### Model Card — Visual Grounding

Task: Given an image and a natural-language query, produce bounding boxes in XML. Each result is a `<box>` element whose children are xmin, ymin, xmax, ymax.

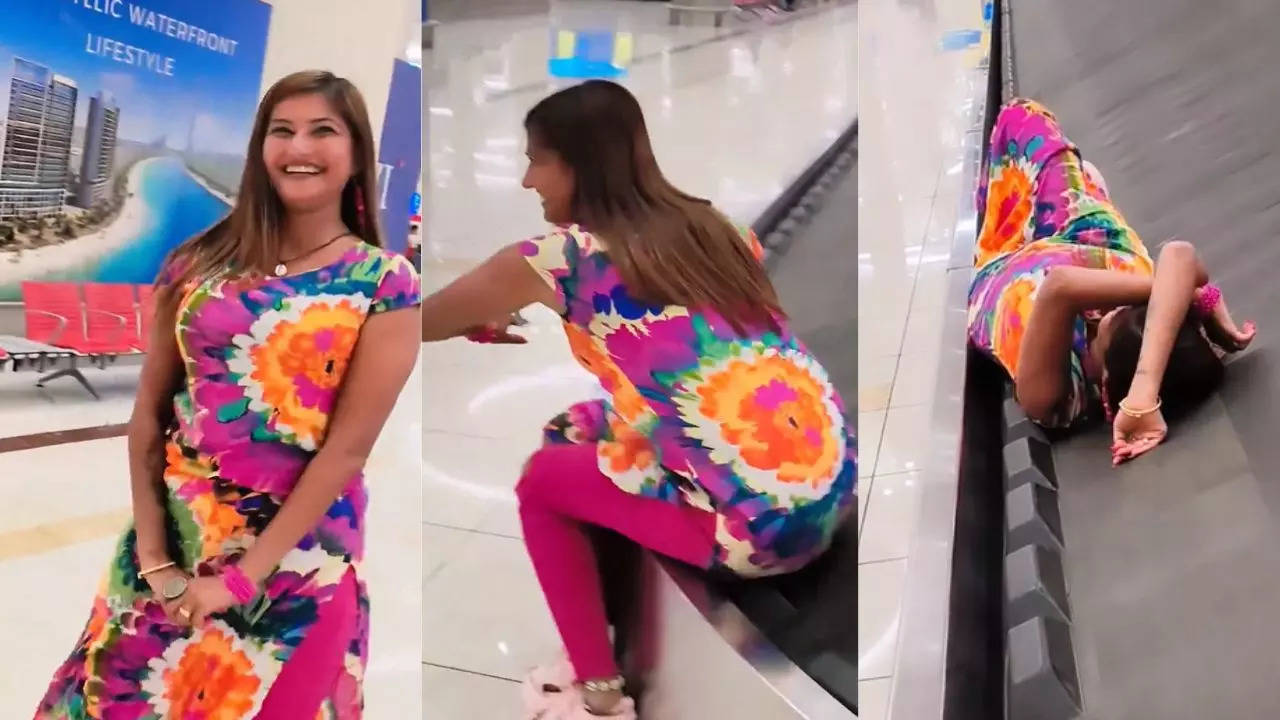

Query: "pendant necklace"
<box><xmin>274</xmin><ymin>232</ymin><xmax>351</xmax><ymax>277</ymax></box>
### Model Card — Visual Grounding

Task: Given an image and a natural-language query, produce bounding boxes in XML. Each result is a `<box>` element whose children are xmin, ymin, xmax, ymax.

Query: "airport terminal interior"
<box><xmin>8</xmin><ymin>0</ymin><xmax>1267</xmax><ymax>718</ymax></box>
<box><xmin>421</xmin><ymin>1</ymin><xmax>863</xmax><ymax>716</ymax></box>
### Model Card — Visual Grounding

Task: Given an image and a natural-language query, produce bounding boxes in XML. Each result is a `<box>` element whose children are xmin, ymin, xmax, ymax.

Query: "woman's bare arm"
<box><xmin>1014</xmin><ymin>266</ymin><xmax>1154</xmax><ymax>420</ymax></box>
<box><xmin>1123</xmin><ymin>240</ymin><xmax>1202</xmax><ymax>407</ymax></box>
<box><xmin>421</xmin><ymin>244</ymin><xmax>561</xmax><ymax>341</ymax></box>
<box><xmin>237</xmin><ymin>306</ymin><xmax>420</xmax><ymax>584</ymax></box>
<box><xmin>126</xmin><ymin>303</ymin><xmax>185</xmax><ymax>569</ymax></box>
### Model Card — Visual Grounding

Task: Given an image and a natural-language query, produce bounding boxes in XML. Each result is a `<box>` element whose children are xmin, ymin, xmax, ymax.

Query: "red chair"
<box><xmin>137</xmin><ymin>284</ymin><xmax>156</xmax><ymax>352</ymax></box>
<box><xmin>20</xmin><ymin>282</ymin><xmax>101</xmax><ymax>398</ymax></box>
<box><xmin>22</xmin><ymin>282</ymin><xmax>89</xmax><ymax>350</ymax></box>
<box><xmin>84</xmin><ymin>283</ymin><xmax>142</xmax><ymax>353</ymax></box>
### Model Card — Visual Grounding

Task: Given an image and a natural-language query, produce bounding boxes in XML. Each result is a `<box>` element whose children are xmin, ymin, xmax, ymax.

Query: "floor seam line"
<box><xmin>423</xmin><ymin>521</ymin><xmax>521</xmax><ymax>541</ymax></box>
<box><xmin>422</xmin><ymin>661</ymin><xmax>521</xmax><ymax>684</ymax></box>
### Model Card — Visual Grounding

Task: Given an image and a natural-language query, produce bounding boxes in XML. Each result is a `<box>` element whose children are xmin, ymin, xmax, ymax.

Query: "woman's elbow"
<box><xmin>125</xmin><ymin>415</ymin><xmax>161</xmax><ymax>445</ymax></box>
<box><xmin>1158</xmin><ymin>240</ymin><xmax>1196</xmax><ymax>264</ymax></box>
<box><xmin>1014</xmin><ymin>384</ymin><xmax>1059</xmax><ymax>423</ymax></box>
<box><xmin>320</xmin><ymin>447</ymin><xmax>371</xmax><ymax>483</ymax></box>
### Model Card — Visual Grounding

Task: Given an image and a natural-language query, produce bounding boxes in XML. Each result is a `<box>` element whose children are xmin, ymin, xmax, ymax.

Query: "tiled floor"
<box><xmin>0</xmin><ymin>361</ymin><xmax>140</xmax><ymax>438</ymax></box>
<box><xmin>421</xmin><ymin>1</ymin><xmax>857</xmax><ymax>716</ymax></box>
<box><xmin>855</xmin><ymin>0</ymin><xmax>987</xmax><ymax>716</ymax></box>
<box><xmin>0</xmin><ymin>356</ymin><xmax>425</xmax><ymax>718</ymax></box>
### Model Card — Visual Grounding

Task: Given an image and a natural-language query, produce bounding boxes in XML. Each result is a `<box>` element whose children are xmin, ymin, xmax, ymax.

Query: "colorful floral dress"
<box><xmin>35</xmin><ymin>242</ymin><xmax>420</xmax><ymax>719</ymax></box>
<box><xmin>523</xmin><ymin>224</ymin><xmax>856</xmax><ymax>578</ymax></box>
<box><xmin>967</xmin><ymin>98</ymin><xmax>1154</xmax><ymax>427</ymax></box>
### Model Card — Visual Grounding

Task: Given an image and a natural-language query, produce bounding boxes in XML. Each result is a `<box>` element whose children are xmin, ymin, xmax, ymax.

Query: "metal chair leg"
<box><xmin>36</xmin><ymin>366</ymin><xmax>101</xmax><ymax>400</ymax></box>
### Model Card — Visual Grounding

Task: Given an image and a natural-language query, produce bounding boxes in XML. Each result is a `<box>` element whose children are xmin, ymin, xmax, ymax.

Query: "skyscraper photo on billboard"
<box><xmin>0</xmin><ymin>0</ymin><xmax>271</xmax><ymax>299</ymax></box>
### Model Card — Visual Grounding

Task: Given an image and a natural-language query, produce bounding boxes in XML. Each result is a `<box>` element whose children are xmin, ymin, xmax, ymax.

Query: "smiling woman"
<box><xmin>31</xmin><ymin>71</ymin><xmax>422</xmax><ymax>720</ymax></box>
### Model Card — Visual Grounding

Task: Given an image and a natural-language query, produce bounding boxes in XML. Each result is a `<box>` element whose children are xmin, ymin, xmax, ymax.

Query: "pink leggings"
<box><xmin>257</xmin><ymin>568</ymin><xmax>358</xmax><ymax>718</ymax></box>
<box><xmin>517</xmin><ymin>443</ymin><xmax>718</xmax><ymax>681</ymax></box>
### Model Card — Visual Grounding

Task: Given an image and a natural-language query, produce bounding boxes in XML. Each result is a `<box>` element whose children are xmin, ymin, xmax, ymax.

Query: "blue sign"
<box><xmin>376</xmin><ymin>59</ymin><xmax>422</xmax><ymax>255</ymax></box>
<box><xmin>939</xmin><ymin>29</ymin><xmax>982</xmax><ymax>52</ymax></box>
<box><xmin>409</xmin><ymin>191</ymin><xmax>421</xmax><ymax>215</ymax></box>
<box><xmin>548</xmin><ymin>29</ymin><xmax>633</xmax><ymax>80</ymax></box>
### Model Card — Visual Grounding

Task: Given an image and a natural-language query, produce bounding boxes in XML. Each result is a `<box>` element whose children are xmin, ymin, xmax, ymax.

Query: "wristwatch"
<box><xmin>161</xmin><ymin>575</ymin><xmax>189</xmax><ymax>601</ymax></box>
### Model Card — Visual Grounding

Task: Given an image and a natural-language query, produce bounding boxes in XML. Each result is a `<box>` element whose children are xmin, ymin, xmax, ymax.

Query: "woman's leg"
<box><xmin>517</xmin><ymin>443</ymin><xmax>717</xmax><ymax>683</ymax></box>
<box><xmin>257</xmin><ymin>568</ymin><xmax>359</xmax><ymax>719</ymax></box>
<box><xmin>975</xmin><ymin>98</ymin><xmax>1076</xmax><ymax>268</ymax></box>
<box><xmin>1041</xmin><ymin>149</ymin><xmax>1149</xmax><ymax>261</ymax></box>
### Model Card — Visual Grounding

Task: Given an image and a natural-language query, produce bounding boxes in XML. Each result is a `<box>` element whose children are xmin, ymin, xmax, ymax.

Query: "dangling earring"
<box><xmin>1100</xmin><ymin>376</ymin><xmax>1114</xmax><ymax>424</ymax></box>
<box><xmin>355</xmin><ymin>185</ymin><xmax>366</xmax><ymax>233</ymax></box>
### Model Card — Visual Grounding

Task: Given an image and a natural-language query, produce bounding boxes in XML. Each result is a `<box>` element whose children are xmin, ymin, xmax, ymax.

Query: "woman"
<box><xmin>35</xmin><ymin>71</ymin><xmax>421</xmax><ymax>718</ymax></box>
<box><xmin>422</xmin><ymin>80</ymin><xmax>855</xmax><ymax>718</ymax></box>
<box><xmin>968</xmin><ymin>98</ymin><xmax>1255</xmax><ymax>465</ymax></box>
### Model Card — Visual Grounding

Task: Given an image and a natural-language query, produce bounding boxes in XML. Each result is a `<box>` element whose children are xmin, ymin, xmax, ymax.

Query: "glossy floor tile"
<box><xmin>0</xmin><ymin>357</ymin><xmax>425</xmax><ymax>718</ymax></box>
<box><xmin>0</xmin><ymin>362</ymin><xmax>139</xmax><ymax>439</ymax></box>
<box><xmin>858</xmin><ymin>409</ymin><xmax>884</xmax><ymax>481</ymax></box>
<box><xmin>858</xmin><ymin>676</ymin><xmax>892</xmax><ymax>720</ymax></box>
<box><xmin>858</xmin><ymin>470</ymin><xmax>922</xmax><ymax>564</ymax></box>
<box><xmin>423</xmin><ymin>664</ymin><xmax>523</xmax><ymax>719</ymax></box>
<box><xmin>421</xmin><ymin>529</ymin><xmax>561</xmax><ymax>680</ymax></box>
<box><xmin>425</xmin><ymin>0</ymin><xmax>857</xmax><ymax>265</ymax></box>
<box><xmin>855</xmin><ymin>0</ymin><xmax>990</xmax><ymax>706</ymax></box>
<box><xmin>857</xmin><ymin>557</ymin><xmax>907</xmax><ymax>681</ymax></box>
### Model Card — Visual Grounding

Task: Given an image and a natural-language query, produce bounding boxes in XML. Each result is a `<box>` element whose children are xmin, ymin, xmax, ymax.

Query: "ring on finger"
<box><xmin>178</xmin><ymin>606</ymin><xmax>192</xmax><ymax>621</ymax></box>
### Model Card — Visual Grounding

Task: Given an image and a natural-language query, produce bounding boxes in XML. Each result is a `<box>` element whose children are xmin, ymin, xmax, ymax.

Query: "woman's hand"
<box><xmin>1111</xmin><ymin>406</ymin><xmax>1168</xmax><ymax>465</ymax></box>
<box><xmin>1202</xmin><ymin>291</ymin><xmax>1257</xmax><ymax>352</ymax></box>
<box><xmin>142</xmin><ymin>566</ymin><xmax>194</xmax><ymax>625</ymax></box>
<box><xmin>177</xmin><ymin>576</ymin><xmax>237</xmax><ymax>627</ymax></box>
<box><xmin>464</xmin><ymin>319</ymin><xmax>527</xmax><ymax>344</ymax></box>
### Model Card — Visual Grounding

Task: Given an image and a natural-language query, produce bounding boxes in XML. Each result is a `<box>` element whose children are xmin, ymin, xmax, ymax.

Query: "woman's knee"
<box><xmin>515</xmin><ymin>447</ymin><xmax>556</xmax><ymax>505</ymax></box>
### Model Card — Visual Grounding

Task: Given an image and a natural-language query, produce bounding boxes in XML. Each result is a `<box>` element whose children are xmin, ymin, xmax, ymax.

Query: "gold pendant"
<box><xmin>273</xmin><ymin>263</ymin><xmax>288</xmax><ymax>277</ymax></box>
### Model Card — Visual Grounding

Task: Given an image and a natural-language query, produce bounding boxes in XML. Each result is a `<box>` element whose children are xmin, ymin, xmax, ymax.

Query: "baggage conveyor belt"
<box><xmin>608</xmin><ymin>128</ymin><xmax>858</xmax><ymax>719</ymax></box>
<box><xmin>1001</xmin><ymin>1</ymin><xmax>1280</xmax><ymax>718</ymax></box>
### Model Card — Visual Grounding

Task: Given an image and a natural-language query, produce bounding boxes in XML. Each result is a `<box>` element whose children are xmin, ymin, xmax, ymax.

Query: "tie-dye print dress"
<box><xmin>967</xmin><ymin>98</ymin><xmax>1154</xmax><ymax>428</ymax></box>
<box><xmin>523</xmin><ymin>224</ymin><xmax>856</xmax><ymax>578</ymax></box>
<box><xmin>35</xmin><ymin>242</ymin><xmax>420</xmax><ymax>719</ymax></box>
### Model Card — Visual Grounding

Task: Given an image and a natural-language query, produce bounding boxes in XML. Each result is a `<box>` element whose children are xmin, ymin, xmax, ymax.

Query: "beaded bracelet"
<box><xmin>1192</xmin><ymin>283</ymin><xmax>1222</xmax><ymax>317</ymax></box>
<box><xmin>221</xmin><ymin>564</ymin><xmax>258</xmax><ymax>605</ymax></box>
<box><xmin>465</xmin><ymin>327</ymin><xmax>499</xmax><ymax>343</ymax></box>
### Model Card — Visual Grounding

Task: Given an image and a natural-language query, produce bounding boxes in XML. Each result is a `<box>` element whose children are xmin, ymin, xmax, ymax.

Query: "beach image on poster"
<box><xmin>0</xmin><ymin>0</ymin><xmax>271</xmax><ymax>300</ymax></box>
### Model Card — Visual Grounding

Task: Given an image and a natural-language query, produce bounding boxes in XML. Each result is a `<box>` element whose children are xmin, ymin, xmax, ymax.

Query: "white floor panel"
<box><xmin>426</xmin><ymin>2</ymin><xmax>857</xmax><ymax>265</ymax></box>
<box><xmin>856</xmin><ymin>0</ymin><xmax>987</xmax><ymax>708</ymax></box>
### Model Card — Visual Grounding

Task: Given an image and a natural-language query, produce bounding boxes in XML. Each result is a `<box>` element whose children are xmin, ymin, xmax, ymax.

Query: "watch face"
<box><xmin>162</xmin><ymin>576</ymin><xmax>188</xmax><ymax>601</ymax></box>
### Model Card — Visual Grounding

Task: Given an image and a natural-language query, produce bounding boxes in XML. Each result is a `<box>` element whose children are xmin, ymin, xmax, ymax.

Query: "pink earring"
<box><xmin>355</xmin><ymin>187</ymin><xmax>366</xmax><ymax>231</ymax></box>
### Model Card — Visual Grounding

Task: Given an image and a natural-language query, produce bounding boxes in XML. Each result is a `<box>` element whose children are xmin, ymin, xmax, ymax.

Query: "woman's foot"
<box><xmin>522</xmin><ymin>655</ymin><xmax>577</xmax><ymax>719</ymax></box>
<box><xmin>581</xmin><ymin>686</ymin><xmax>627</xmax><ymax>716</ymax></box>
<box><xmin>540</xmin><ymin>685</ymin><xmax>637</xmax><ymax>719</ymax></box>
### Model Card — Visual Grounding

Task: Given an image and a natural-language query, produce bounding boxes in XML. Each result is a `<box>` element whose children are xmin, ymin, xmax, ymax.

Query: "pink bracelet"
<box><xmin>221</xmin><ymin>564</ymin><xmax>258</xmax><ymax>605</ymax></box>
<box><xmin>1193</xmin><ymin>283</ymin><xmax>1222</xmax><ymax>317</ymax></box>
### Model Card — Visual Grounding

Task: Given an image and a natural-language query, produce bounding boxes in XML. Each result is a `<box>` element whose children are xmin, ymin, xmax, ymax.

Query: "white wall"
<box><xmin>259</xmin><ymin>0</ymin><xmax>420</xmax><ymax>139</ymax></box>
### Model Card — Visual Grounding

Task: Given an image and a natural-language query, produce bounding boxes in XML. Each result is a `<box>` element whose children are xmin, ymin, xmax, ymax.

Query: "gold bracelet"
<box><xmin>581</xmin><ymin>676</ymin><xmax>625</xmax><ymax>693</ymax></box>
<box><xmin>1118</xmin><ymin>397</ymin><xmax>1162</xmax><ymax>418</ymax></box>
<box><xmin>138</xmin><ymin>561</ymin><xmax>176</xmax><ymax>578</ymax></box>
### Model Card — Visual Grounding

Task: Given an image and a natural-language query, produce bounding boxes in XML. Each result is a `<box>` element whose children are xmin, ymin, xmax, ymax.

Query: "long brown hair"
<box><xmin>156</xmin><ymin>71</ymin><xmax>381</xmax><ymax>317</ymax></box>
<box><xmin>1102</xmin><ymin>305</ymin><xmax>1223</xmax><ymax>420</ymax></box>
<box><xmin>525</xmin><ymin>80</ymin><xmax>783</xmax><ymax>332</ymax></box>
